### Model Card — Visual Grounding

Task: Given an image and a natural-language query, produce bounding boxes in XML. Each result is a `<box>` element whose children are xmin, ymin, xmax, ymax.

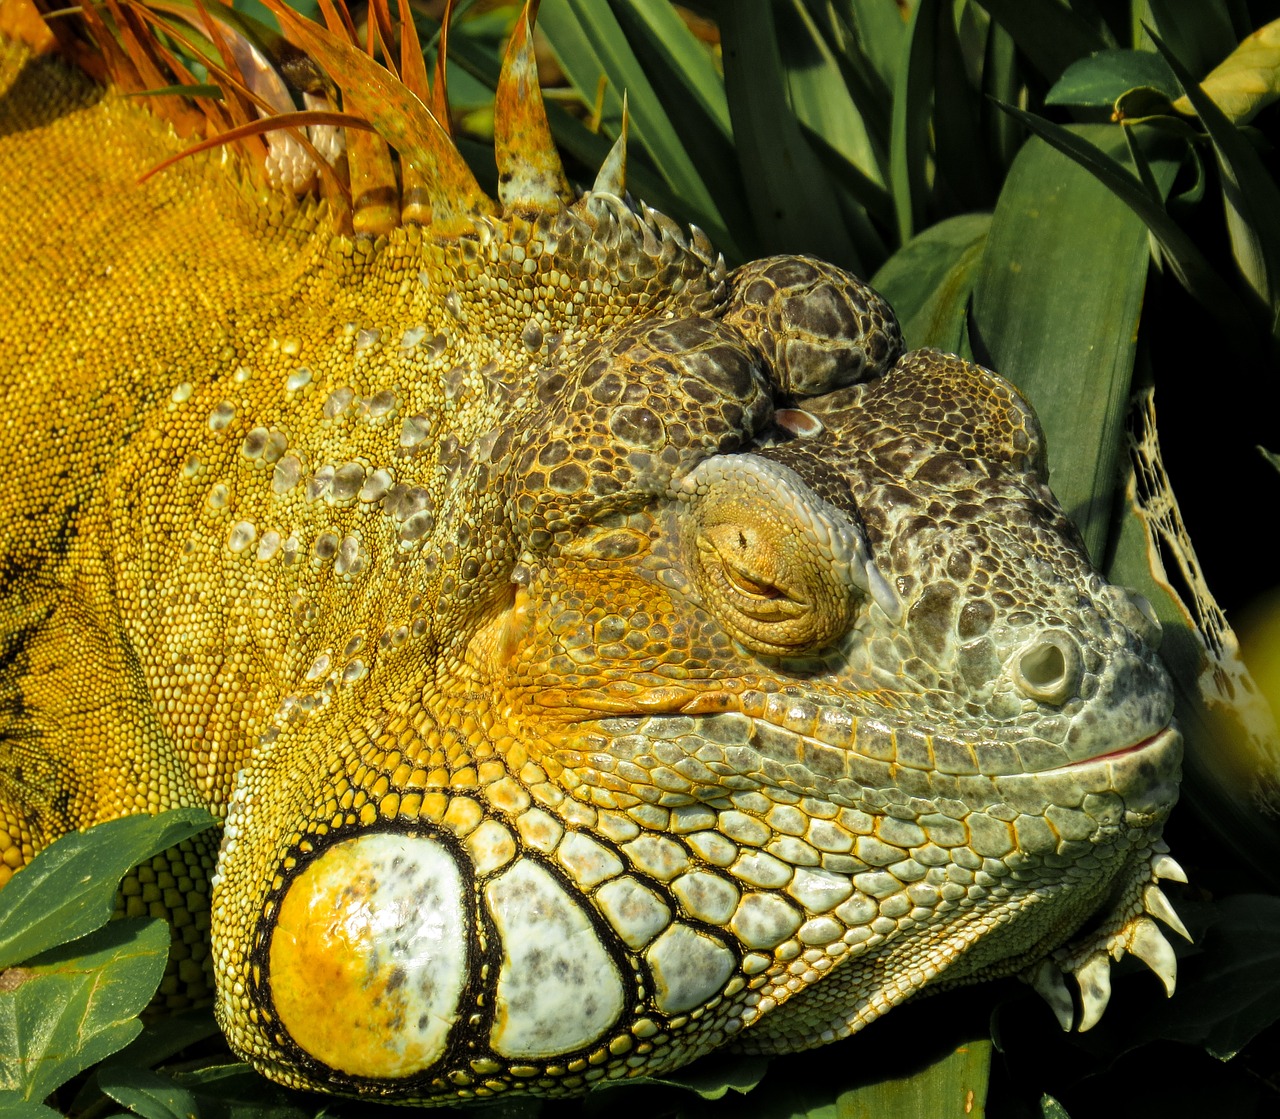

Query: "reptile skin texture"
<box><xmin>0</xmin><ymin>1</ymin><xmax>1188</xmax><ymax>1104</ymax></box>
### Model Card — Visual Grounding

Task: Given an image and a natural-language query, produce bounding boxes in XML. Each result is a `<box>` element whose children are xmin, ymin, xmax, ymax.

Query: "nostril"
<box><xmin>1014</xmin><ymin>633</ymin><xmax>1082</xmax><ymax>706</ymax></box>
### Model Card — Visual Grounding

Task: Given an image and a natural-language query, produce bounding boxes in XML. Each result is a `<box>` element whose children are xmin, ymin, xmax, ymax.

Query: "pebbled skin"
<box><xmin>0</xmin><ymin>7</ymin><xmax>1184</xmax><ymax>1105</ymax></box>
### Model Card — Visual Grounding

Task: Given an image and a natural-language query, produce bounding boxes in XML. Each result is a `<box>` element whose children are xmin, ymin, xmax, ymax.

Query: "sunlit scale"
<box><xmin>484</xmin><ymin>859</ymin><xmax>626</xmax><ymax>1058</ymax></box>
<box><xmin>267</xmin><ymin>834</ymin><xmax>468</xmax><ymax>1078</ymax></box>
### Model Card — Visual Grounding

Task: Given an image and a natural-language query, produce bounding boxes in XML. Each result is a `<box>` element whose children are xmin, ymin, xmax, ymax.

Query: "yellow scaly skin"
<box><xmin>0</xmin><ymin>2</ymin><xmax>1188</xmax><ymax>1104</ymax></box>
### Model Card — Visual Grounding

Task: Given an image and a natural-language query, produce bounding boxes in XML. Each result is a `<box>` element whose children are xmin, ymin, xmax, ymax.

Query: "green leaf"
<box><xmin>0</xmin><ymin>1091</ymin><xmax>64</xmax><ymax>1119</ymax></box>
<box><xmin>993</xmin><ymin>104</ymin><xmax>1250</xmax><ymax>337</ymax></box>
<box><xmin>0</xmin><ymin>919</ymin><xmax>170</xmax><ymax>1101</ymax></box>
<box><xmin>971</xmin><ymin>125</ymin><xmax>1174</xmax><ymax>560</ymax></box>
<box><xmin>829</xmin><ymin>0</ymin><xmax>908</xmax><ymax>93</ymax></box>
<box><xmin>624</xmin><ymin>1050</ymin><xmax>768</xmax><ymax>1100</ymax></box>
<box><xmin>782</xmin><ymin>0</ymin><xmax>893</xmax><ymax>253</ymax></box>
<box><xmin>1156</xmin><ymin>894</ymin><xmax>1280</xmax><ymax>1060</ymax></box>
<box><xmin>932</xmin><ymin>0</ymin><xmax>995</xmax><ymax>212</ymax></box>
<box><xmin>833</xmin><ymin>1039</ymin><xmax>990</xmax><ymax>1117</ymax></box>
<box><xmin>871</xmin><ymin>212</ymin><xmax>991</xmax><ymax>353</ymax></box>
<box><xmin>980</xmin><ymin>14</ymin><xmax>1021</xmax><ymax>173</ymax></box>
<box><xmin>168</xmin><ymin>1065</ymin><xmax>312</xmax><ymax>1119</ymax></box>
<box><xmin>99</xmin><ymin>1067</ymin><xmax>201</xmax><ymax>1119</ymax></box>
<box><xmin>973</xmin><ymin>0</ymin><xmax>1109</xmax><ymax>82</ymax></box>
<box><xmin>537</xmin><ymin>0</ymin><xmax>737</xmax><ymax>253</ymax></box>
<box><xmin>793</xmin><ymin>0</ymin><xmax>895</xmax><ymax>173</ymax></box>
<box><xmin>1169</xmin><ymin>18</ymin><xmax>1280</xmax><ymax>125</ymax></box>
<box><xmin>1112</xmin><ymin>85</ymin><xmax>1183</xmax><ymax>123</ymax></box>
<box><xmin>1041</xmin><ymin>1094</ymin><xmax>1072</xmax><ymax>1119</ymax></box>
<box><xmin>714</xmin><ymin>0</ymin><xmax>863</xmax><ymax>270</ymax></box>
<box><xmin>1261</xmin><ymin>445</ymin><xmax>1280</xmax><ymax>473</ymax></box>
<box><xmin>0</xmin><ymin>808</ymin><xmax>214</xmax><ymax>969</ymax></box>
<box><xmin>605</xmin><ymin>0</ymin><xmax>751</xmax><ymax>237</ymax></box>
<box><xmin>888</xmin><ymin>0</ymin><xmax>937</xmax><ymax>245</ymax></box>
<box><xmin>1144</xmin><ymin>0</ymin><xmax>1243</xmax><ymax>80</ymax></box>
<box><xmin>1047</xmin><ymin>49</ymin><xmax>1180</xmax><ymax>106</ymax></box>
<box><xmin>126</xmin><ymin>84</ymin><xmax>225</xmax><ymax>101</ymax></box>
<box><xmin>102</xmin><ymin>1007</ymin><xmax>222</xmax><ymax>1073</ymax></box>
<box><xmin>608</xmin><ymin>0</ymin><xmax>731</xmax><ymax>134</ymax></box>
<box><xmin>1152</xmin><ymin>29</ymin><xmax>1280</xmax><ymax>326</ymax></box>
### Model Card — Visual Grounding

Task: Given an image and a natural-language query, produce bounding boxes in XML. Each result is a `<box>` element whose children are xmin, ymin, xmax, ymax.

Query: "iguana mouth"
<box><xmin>1056</xmin><ymin>724</ymin><xmax>1178</xmax><ymax>769</ymax></box>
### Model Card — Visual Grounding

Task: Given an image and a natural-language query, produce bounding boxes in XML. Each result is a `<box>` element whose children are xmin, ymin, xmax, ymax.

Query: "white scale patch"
<box><xmin>594</xmin><ymin>875</ymin><xmax>671</xmax><ymax>950</ymax></box>
<box><xmin>645</xmin><ymin>923</ymin><xmax>736</xmax><ymax>1014</ymax></box>
<box><xmin>485</xmin><ymin>859</ymin><xmax>625</xmax><ymax>1058</ymax></box>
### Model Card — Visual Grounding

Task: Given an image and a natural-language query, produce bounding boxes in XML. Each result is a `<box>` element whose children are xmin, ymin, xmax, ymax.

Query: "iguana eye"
<box><xmin>721</xmin><ymin>559</ymin><xmax>784</xmax><ymax>601</ymax></box>
<box><xmin>682</xmin><ymin>454</ymin><xmax>899</xmax><ymax>654</ymax></box>
<box><xmin>697</xmin><ymin>526</ymin><xmax>804</xmax><ymax>624</ymax></box>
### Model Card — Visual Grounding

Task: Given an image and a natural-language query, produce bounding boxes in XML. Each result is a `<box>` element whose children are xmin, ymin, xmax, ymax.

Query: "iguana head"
<box><xmin>130</xmin><ymin>1</ymin><xmax>1188</xmax><ymax>1103</ymax></box>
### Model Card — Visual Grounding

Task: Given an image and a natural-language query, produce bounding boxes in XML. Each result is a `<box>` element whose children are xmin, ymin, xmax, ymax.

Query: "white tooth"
<box><xmin>1143</xmin><ymin>883</ymin><xmax>1192</xmax><ymax>942</ymax></box>
<box><xmin>1152</xmin><ymin>853</ymin><xmax>1188</xmax><ymax>883</ymax></box>
<box><xmin>1128</xmin><ymin>917</ymin><xmax>1178</xmax><ymax>996</ymax></box>
<box><xmin>1028</xmin><ymin>960</ymin><xmax>1075</xmax><ymax>1031</ymax></box>
<box><xmin>1075</xmin><ymin>955</ymin><xmax>1112</xmax><ymax>1032</ymax></box>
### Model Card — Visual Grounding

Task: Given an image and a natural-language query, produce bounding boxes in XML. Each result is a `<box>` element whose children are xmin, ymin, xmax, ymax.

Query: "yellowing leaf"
<box><xmin>1173</xmin><ymin>18</ymin><xmax>1280</xmax><ymax>124</ymax></box>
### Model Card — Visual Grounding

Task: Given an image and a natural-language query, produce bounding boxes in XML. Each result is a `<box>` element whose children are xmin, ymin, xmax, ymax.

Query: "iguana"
<box><xmin>0</xmin><ymin>0</ymin><xmax>1188</xmax><ymax>1104</ymax></box>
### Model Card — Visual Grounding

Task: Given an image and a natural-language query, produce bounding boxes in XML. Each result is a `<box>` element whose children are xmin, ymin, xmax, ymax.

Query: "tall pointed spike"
<box><xmin>1074</xmin><ymin>954</ymin><xmax>1112</xmax><ymax>1032</ymax></box>
<box><xmin>347</xmin><ymin>0</ymin><xmax>403</xmax><ymax>232</ymax></box>
<box><xmin>80</xmin><ymin>0</ymin><xmax>145</xmax><ymax>91</ymax></box>
<box><xmin>108</xmin><ymin>1</ymin><xmax>166</xmax><ymax>87</ymax></box>
<box><xmin>396</xmin><ymin>0</ymin><xmax>431</xmax><ymax>102</ymax></box>
<box><xmin>494</xmin><ymin>0</ymin><xmax>574</xmax><ymax>213</ymax></box>
<box><xmin>265</xmin><ymin>0</ymin><xmax>496</xmax><ymax>231</ymax></box>
<box><xmin>368</xmin><ymin>0</ymin><xmax>398</xmax><ymax>74</ymax></box>
<box><xmin>316</xmin><ymin>0</ymin><xmax>359</xmax><ymax>44</ymax></box>
<box><xmin>349</xmin><ymin>129</ymin><xmax>401</xmax><ymax>234</ymax></box>
<box><xmin>591</xmin><ymin>92</ymin><xmax>628</xmax><ymax>197</ymax></box>
<box><xmin>427</xmin><ymin>0</ymin><xmax>455</xmax><ymax>136</ymax></box>
<box><xmin>111</xmin><ymin>1</ymin><xmax>206</xmax><ymax>133</ymax></box>
<box><xmin>397</xmin><ymin>0</ymin><xmax>435</xmax><ymax>223</ymax></box>
<box><xmin>1128</xmin><ymin>917</ymin><xmax>1178</xmax><ymax>997</ymax></box>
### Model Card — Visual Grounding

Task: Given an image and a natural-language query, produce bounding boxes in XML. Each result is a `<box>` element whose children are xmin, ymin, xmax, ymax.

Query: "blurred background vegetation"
<box><xmin>4</xmin><ymin>1</ymin><xmax>1280</xmax><ymax>1116</ymax></box>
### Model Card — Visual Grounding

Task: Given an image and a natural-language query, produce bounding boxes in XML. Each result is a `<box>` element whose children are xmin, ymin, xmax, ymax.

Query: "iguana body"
<box><xmin>0</xmin><ymin>1</ymin><xmax>1186</xmax><ymax>1104</ymax></box>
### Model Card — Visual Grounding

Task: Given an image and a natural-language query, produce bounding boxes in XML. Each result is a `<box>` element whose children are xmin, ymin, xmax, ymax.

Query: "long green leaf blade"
<box><xmin>974</xmin><ymin>0</ymin><xmax>1109</xmax><ymax>82</ymax></box>
<box><xmin>1152</xmin><ymin>29</ymin><xmax>1280</xmax><ymax>327</ymax></box>
<box><xmin>872</xmin><ymin>212</ymin><xmax>991</xmax><ymax>353</ymax></box>
<box><xmin>971</xmin><ymin>125</ymin><xmax>1169</xmax><ymax>559</ymax></box>
<box><xmin>716</xmin><ymin>0</ymin><xmax>862</xmax><ymax>270</ymax></box>
<box><xmin>994</xmin><ymin>104</ymin><xmax>1251</xmax><ymax>336</ymax></box>
<box><xmin>539</xmin><ymin>0</ymin><xmax>733</xmax><ymax>250</ymax></box>
<box><xmin>889</xmin><ymin>0</ymin><xmax>937</xmax><ymax>245</ymax></box>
